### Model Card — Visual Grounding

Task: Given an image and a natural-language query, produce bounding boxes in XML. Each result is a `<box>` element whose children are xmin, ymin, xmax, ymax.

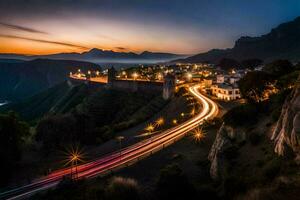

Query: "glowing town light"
<box><xmin>190</xmin><ymin>108</ymin><xmax>196</xmax><ymax>116</ymax></box>
<box><xmin>181</xmin><ymin>113</ymin><xmax>185</xmax><ymax>117</ymax></box>
<box><xmin>132</xmin><ymin>72</ymin><xmax>138</xmax><ymax>80</ymax></box>
<box><xmin>172</xmin><ymin>119</ymin><xmax>177</xmax><ymax>125</ymax></box>
<box><xmin>157</xmin><ymin>73</ymin><xmax>163</xmax><ymax>80</ymax></box>
<box><xmin>88</xmin><ymin>70</ymin><xmax>91</xmax><ymax>75</ymax></box>
<box><xmin>122</xmin><ymin>71</ymin><xmax>126</xmax><ymax>76</ymax></box>
<box><xmin>96</xmin><ymin>71</ymin><xmax>100</xmax><ymax>76</ymax></box>
<box><xmin>78</xmin><ymin>69</ymin><xmax>81</xmax><ymax>73</ymax></box>
<box><xmin>70</xmin><ymin>72</ymin><xmax>73</xmax><ymax>76</ymax></box>
<box><xmin>186</xmin><ymin>73</ymin><xmax>192</xmax><ymax>80</ymax></box>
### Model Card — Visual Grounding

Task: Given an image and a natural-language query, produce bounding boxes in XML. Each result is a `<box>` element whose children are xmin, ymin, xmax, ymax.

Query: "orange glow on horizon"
<box><xmin>0</xmin><ymin>38</ymin><xmax>143</xmax><ymax>55</ymax></box>
<box><xmin>0</xmin><ymin>17</ymin><xmax>213</xmax><ymax>55</ymax></box>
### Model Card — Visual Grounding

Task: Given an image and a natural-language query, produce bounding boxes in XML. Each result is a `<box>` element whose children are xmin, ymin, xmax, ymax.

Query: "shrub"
<box><xmin>156</xmin><ymin>164</ymin><xmax>196</xmax><ymax>200</ymax></box>
<box><xmin>262</xmin><ymin>158</ymin><xmax>282</xmax><ymax>180</ymax></box>
<box><xmin>105</xmin><ymin>177</ymin><xmax>141</xmax><ymax>200</ymax></box>
<box><xmin>223</xmin><ymin>175</ymin><xmax>247</xmax><ymax>198</ymax></box>
<box><xmin>223</xmin><ymin>104</ymin><xmax>258</xmax><ymax>127</ymax></box>
<box><xmin>223</xmin><ymin>145</ymin><xmax>239</xmax><ymax>160</ymax></box>
<box><xmin>249</xmin><ymin>132</ymin><xmax>262</xmax><ymax>146</ymax></box>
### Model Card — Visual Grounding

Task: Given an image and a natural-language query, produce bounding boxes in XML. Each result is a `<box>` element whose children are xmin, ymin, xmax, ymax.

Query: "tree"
<box><xmin>223</xmin><ymin>104</ymin><xmax>258</xmax><ymax>127</ymax></box>
<box><xmin>241</xmin><ymin>59</ymin><xmax>263</xmax><ymax>69</ymax></box>
<box><xmin>218</xmin><ymin>58</ymin><xmax>241</xmax><ymax>70</ymax></box>
<box><xmin>238</xmin><ymin>71</ymin><xmax>275</xmax><ymax>103</ymax></box>
<box><xmin>0</xmin><ymin>112</ymin><xmax>29</xmax><ymax>186</ymax></box>
<box><xmin>156</xmin><ymin>164</ymin><xmax>196</xmax><ymax>200</ymax></box>
<box><xmin>105</xmin><ymin>177</ymin><xmax>141</xmax><ymax>200</ymax></box>
<box><xmin>263</xmin><ymin>59</ymin><xmax>293</xmax><ymax>77</ymax></box>
<box><xmin>36</xmin><ymin>114</ymin><xmax>77</xmax><ymax>153</ymax></box>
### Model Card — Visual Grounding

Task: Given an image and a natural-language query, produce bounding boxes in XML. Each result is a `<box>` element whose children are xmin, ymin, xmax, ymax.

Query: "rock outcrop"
<box><xmin>272</xmin><ymin>76</ymin><xmax>300</xmax><ymax>159</ymax></box>
<box><xmin>175</xmin><ymin>16</ymin><xmax>300</xmax><ymax>64</ymax></box>
<box><xmin>208</xmin><ymin>124</ymin><xmax>229</xmax><ymax>179</ymax></box>
<box><xmin>208</xmin><ymin>123</ymin><xmax>232</xmax><ymax>179</ymax></box>
<box><xmin>208</xmin><ymin>123</ymin><xmax>246</xmax><ymax>179</ymax></box>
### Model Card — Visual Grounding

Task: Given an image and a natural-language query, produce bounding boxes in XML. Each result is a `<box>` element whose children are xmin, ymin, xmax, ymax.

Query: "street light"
<box><xmin>193</xmin><ymin>127</ymin><xmax>206</xmax><ymax>143</ymax></box>
<box><xmin>155</xmin><ymin>117</ymin><xmax>164</xmax><ymax>128</ymax></box>
<box><xmin>145</xmin><ymin>123</ymin><xmax>155</xmax><ymax>139</ymax></box>
<box><xmin>64</xmin><ymin>146</ymin><xmax>84</xmax><ymax>180</ymax></box>
<box><xmin>115</xmin><ymin>136</ymin><xmax>125</xmax><ymax>160</ymax></box>
<box><xmin>172</xmin><ymin>119</ymin><xmax>177</xmax><ymax>125</ymax></box>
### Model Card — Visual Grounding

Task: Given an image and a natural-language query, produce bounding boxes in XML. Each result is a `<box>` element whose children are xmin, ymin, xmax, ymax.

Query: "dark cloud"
<box><xmin>0</xmin><ymin>22</ymin><xmax>48</xmax><ymax>34</ymax></box>
<box><xmin>0</xmin><ymin>34</ymin><xmax>88</xmax><ymax>49</ymax></box>
<box><xmin>115</xmin><ymin>46</ymin><xmax>128</xmax><ymax>51</ymax></box>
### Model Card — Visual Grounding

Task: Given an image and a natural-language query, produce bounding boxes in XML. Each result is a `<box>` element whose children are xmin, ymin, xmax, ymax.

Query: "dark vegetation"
<box><xmin>0</xmin><ymin>81</ymin><xmax>90</xmax><ymax>123</ymax></box>
<box><xmin>36</xmin><ymin>88</ymin><xmax>167</xmax><ymax>153</ymax></box>
<box><xmin>0</xmin><ymin>112</ymin><xmax>29</xmax><ymax>187</ymax></box>
<box><xmin>216</xmin><ymin>58</ymin><xmax>262</xmax><ymax>71</ymax></box>
<box><xmin>156</xmin><ymin>164</ymin><xmax>197</xmax><ymax>200</ymax></box>
<box><xmin>225</xmin><ymin>59</ymin><xmax>298</xmax><ymax>127</ymax></box>
<box><xmin>30</xmin><ymin>176</ymin><xmax>141</xmax><ymax>200</ymax></box>
<box><xmin>218</xmin><ymin>59</ymin><xmax>300</xmax><ymax>199</ymax></box>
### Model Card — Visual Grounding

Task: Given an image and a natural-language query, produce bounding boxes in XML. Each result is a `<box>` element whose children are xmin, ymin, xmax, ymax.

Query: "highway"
<box><xmin>0</xmin><ymin>84</ymin><xmax>218</xmax><ymax>200</ymax></box>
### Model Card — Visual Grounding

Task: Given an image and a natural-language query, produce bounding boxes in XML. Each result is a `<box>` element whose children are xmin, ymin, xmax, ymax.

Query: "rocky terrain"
<box><xmin>175</xmin><ymin>16</ymin><xmax>300</xmax><ymax>63</ymax></box>
<box><xmin>272</xmin><ymin>75</ymin><xmax>300</xmax><ymax>159</ymax></box>
<box><xmin>206</xmin><ymin>74</ymin><xmax>300</xmax><ymax>199</ymax></box>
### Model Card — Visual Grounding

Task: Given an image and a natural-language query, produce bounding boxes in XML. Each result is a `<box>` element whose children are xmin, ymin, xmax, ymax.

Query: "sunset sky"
<box><xmin>0</xmin><ymin>0</ymin><xmax>300</xmax><ymax>55</ymax></box>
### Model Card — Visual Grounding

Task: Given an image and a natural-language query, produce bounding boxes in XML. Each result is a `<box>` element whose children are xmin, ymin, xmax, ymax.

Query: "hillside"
<box><xmin>0</xmin><ymin>81</ymin><xmax>94</xmax><ymax>122</ymax></box>
<box><xmin>176</xmin><ymin>16</ymin><xmax>300</xmax><ymax>63</ymax></box>
<box><xmin>0</xmin><ymin>59</ymin><xmax>100</xmax><ymax>101</ymax></box>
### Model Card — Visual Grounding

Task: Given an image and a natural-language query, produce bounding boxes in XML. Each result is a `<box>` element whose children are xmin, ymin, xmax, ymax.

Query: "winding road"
<box><xmin>0</xmin><ymin>84</ymin><xmax>218</xmax><ymax>200</ymax></box>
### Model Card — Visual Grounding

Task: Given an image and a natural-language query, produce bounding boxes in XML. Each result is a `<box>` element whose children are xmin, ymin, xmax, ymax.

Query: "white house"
<box><xmin>216</xmin><ymin>75</ymin><xmax>225</xmax><ymax>83</ymax></box>
<box><xmin>229</xmin><ymin>76</ymin><xmax>240</xmax><ymax>84</ymax></box>
<box><xmin>211</xmin><ymin>83</ymin><xmax>241</xmax><ymax>101</ymax></box>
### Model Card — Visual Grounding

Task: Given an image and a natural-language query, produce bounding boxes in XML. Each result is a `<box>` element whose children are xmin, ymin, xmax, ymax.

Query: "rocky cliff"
<box><xmin>175</xmin><ymin>16</ymin><xmax>300</xmax><ymax>63</ymax></box>
<box><xmin>208</xmin><ymin>123</ymin><xmax>246</xmax><ymax>179</ymax></box>
<box><xmin>272</xmin><ymin>75</ymin><xmax>300</xmax><ymax>160</ymax></box>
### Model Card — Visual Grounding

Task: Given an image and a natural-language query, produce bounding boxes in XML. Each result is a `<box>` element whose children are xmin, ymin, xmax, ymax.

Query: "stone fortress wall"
<box><xmin>107</xmin><ymin>67</ymin><xmax>175</xmax><ymax>100</ymax></box>
<box><xmin>69</xmin><ymin>67</ymin><xmax>176</xmax><ymax>100</ymax></box>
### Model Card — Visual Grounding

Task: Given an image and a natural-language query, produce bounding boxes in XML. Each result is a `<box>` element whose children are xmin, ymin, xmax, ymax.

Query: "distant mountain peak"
<box><xmin>175</xmin><ymin>16</ymin><xmax>300</xmax><ymax>64</ymax></box>
<box><xmin>0</xmin><ymin>48</ymin><xmax>184</xmax><ymax>63</ymax></box>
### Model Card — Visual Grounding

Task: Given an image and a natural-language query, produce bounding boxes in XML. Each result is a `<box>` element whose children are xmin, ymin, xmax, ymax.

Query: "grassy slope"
<box><xmin>0</xmin><ymin>82</ymin><xmax>89</xmax><ymax>122</ymax></box>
